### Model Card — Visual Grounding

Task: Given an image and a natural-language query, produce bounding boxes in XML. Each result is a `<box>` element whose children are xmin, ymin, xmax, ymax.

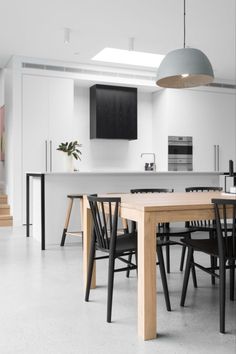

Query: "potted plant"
<box><xmin>57</xmin><ymin>140</ymin><xmax>82</xmax><ymax>171</ymax></box>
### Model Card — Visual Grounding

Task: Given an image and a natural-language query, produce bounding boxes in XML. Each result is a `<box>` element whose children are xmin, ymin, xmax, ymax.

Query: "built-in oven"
<box><xmin>168</xmin><ymin>136</ymin><xmax>193</xmax><ymax>171</ymax></box>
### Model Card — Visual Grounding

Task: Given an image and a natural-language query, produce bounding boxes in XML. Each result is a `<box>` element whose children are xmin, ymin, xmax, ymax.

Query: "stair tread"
<box><xmin>0</xmin><ymin>215</ymin><xmax>13</xmax><ymax>219</ymax></box>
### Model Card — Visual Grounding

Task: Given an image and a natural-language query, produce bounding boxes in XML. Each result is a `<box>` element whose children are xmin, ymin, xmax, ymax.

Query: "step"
<box><xmin>0</xmin><ymin>215</ymin><xmax>13</xmax><ymax>227</ymax></box>
<box><xmin>0</xmin><ymin>204</ymin><xmax>10</xmax><ymax>215</ymax></box>
<box><xmin>0</xmin><ymin>195</ymin><xmax>8</xmax><ymax>204</ymax></box>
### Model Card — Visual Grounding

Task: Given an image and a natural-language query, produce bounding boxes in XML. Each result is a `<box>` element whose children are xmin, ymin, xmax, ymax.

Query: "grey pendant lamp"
<box><xmin>156</xmin><ymin>0</ymin><xmax>214</xmax><ymax>88</ymax></box>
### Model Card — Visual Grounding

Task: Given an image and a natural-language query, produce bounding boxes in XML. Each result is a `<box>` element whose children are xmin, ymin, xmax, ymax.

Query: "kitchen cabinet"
<box><xmin>90</xmin><ymin>84</ymin><xmax>137</xmax><ymax>140</ymax></box>
<box><xmin>22</xmin><ymin>75</ymin><xmax>75</xmax><ymax>173</ymax></box>
<box><xmin>152</xmin><ymin>89</ymin><xmax>235</xmax><ymax>172</ymax></box>
<box><xmin>22</xmin><ymin>75</ymin><xmax>75</xmax><ymax>221</ymax></box>
<box><xmin>192</xmin><ymin>113</ymin><xmax>235</xmax><ymax>172</ymax></box>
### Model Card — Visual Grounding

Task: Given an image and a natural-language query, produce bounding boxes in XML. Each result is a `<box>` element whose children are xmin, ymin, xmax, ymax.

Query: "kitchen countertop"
<box><xmin>41</xmin><ymin>170</ymin><xmax>223</xmax><ymax>175</ymax></box>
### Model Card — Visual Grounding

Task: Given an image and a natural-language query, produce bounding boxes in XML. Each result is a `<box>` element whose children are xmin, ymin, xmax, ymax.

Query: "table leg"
<box><xmin>138</xmin><ymin>212</ymin><xmax>157</xmax><ymax>340</ymax></box>
<box><xmin>26</xmin><ymin>174</ymin><xmax>30</xmax><ymax>237</ymax></box>
<box><xmin>41</xmin><ymin>174</ymin><xmax>45</xmax><ymax>251</ymax></box>
<box><xmin>83</xmin><ymin>201</ymin><xmax>96</xmax><ymax>289</ymax></box>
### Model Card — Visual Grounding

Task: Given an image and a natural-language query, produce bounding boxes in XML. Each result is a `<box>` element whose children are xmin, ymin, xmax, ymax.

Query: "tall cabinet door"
<box><xmin>22</xmin><ymin>75</ymin><xmax>49</xmax><ymax>174</ymax></box>
<box><xmin>48</xmin><ymin>77</ymin><xmax>75</xmax><ymax>172</ymax></box>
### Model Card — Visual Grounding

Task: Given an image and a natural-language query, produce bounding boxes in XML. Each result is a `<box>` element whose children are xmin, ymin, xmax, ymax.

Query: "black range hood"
<box><xmin>90</xmin><ymin>84</ymin><xmax>137</xmax><ymax>140</ymax></box>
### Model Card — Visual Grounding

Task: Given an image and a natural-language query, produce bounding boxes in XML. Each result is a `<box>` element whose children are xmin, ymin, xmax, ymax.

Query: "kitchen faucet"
<box><xmin>141</xmin><ymin>153</ymin><xmax>156</xmax><ymax>171</ymax></box>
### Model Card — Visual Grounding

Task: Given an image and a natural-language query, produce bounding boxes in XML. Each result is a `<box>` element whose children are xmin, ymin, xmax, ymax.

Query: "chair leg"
<box><xmin>219</xmin><ymin>259</ymin><xmax>226</xmax><ymax>333</ymax></box>
<box><xmin>134</xmin><ymin>251</ymin><xmax>138</xmax><ymax>276</ymax></box>
<box><xmin>180</xmin><ymin>245</ymin><xmax>186</xmax><ymax>271</ymax></box>
<box><xmin>107</xmin><ymin>255</ymin><xmax>116</xmax><ymax>323</ymax></box>
<box><xmin>165</xmin><ymin>236</ymin><xmax>170</xmax><ymax>273</ymax></box>
<box><xmin>85</xmin><ymin>237</ymin><xmax>96</xmax><ymax>302</ymax></box>
<box><xmin>180</xmin><ymin>247</ymin><xmax>194</xmax><ymax>306</ymax></box>
<box><xmin>157</xmin><ymin>245</ymin><xmax>171</xmax><ymax>311</ymax></box>
<box><xmin>209</xmin><ymin>230</ymin><xmax>216</xmax><ymax>285</ymax></box>
<box><xmin>191</xmin><ymin>254</ymin><xmax>198</xmax><ymax>288</ymax></box>
<box><xmin>230</xmin><ymin>259</ymin><xmax>235</xmax><ymax>301</ymax></box>
<box><xmin>210</xmin><ymin>255</ymin><xmax>216</xmax><ymax>285</ymax></box>
<box><xmin>126</xmin><ymin>253</ymin><xmax>132</xmax><ymax>278</ymax></box>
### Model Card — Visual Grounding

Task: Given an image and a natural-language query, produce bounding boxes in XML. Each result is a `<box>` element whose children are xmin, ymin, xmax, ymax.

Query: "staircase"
<box><xmin>0</xmin><ymin>194</ymin><xmax>13</xmax><ymax>226</ymax></box>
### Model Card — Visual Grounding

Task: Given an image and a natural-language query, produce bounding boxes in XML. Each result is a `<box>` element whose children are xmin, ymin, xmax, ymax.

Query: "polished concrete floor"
<box><xmin>0</xmin><ymin>227</ymin><xmax>235</xmax><ymax>354</ymax></box>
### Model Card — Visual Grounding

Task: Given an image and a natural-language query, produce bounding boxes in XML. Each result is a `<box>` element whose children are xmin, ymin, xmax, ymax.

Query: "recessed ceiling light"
<box><xmin>92</xmin><ymin>47</ymin><xmax>165</xmax><ymax>68</ymax></box>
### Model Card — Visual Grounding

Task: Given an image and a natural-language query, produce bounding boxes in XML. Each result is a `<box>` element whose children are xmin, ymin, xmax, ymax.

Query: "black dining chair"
<box><xmin>85</xmin><ymin>195</ymin><xmax>137</xmax><ymax>323</ymax></box>
<box><xmin>180</xmin><ymin>198</ymin><xmax>236</xmax><ymax>333</ymax></box>
<box><xmin>185</xmin><ymin>186</ymin><xmax>223</xmax><ymax>285</ymax></box>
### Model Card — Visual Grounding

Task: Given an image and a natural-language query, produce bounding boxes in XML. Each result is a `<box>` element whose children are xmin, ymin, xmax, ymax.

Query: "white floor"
<box><xmin>0</xmin><ymin>227</ymin><xmax>235</xmax><ymax>354</ymax></box>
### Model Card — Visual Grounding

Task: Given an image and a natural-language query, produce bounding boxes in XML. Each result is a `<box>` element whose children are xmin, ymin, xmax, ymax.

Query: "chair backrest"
<box><xmin>185</xmin><ymin>186</ymin><xmax>222</xmax><ymax>228</ymax></box>
<box><xmin>212</xmin><ymin>198</ymin><xmax>236</xmax><ymax>259</ymax></box>
<box><xmin>130</xmin><ymin>188</ymin><xmax>174</xmax><ymax>229</ymax></box>
<box><xmin>87</xmin><ymin>195</ymin><xmax>120</xmax><ymax>252</ymax></box>
<box><xmin>186</xmin><ymin>186</ymin><xmax>222</xmax><ymax>193</ymax></box>
<box><xmin>130</xmin><ymin>188</ymin><xmax>174</xmax><ymax>194</ymax></box>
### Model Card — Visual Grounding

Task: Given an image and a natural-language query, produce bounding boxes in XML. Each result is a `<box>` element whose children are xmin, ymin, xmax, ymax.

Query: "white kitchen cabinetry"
<box><xmin>153</xmin><ymin>89</ymin><xmax>235</xmax><ymax>172</ymax></box>
<box><xmin>22</xmin><ymin>75</ymin><xmax>75</xmax><ymax>173</ymax></box>
<box><xmin>193</xmin><ymin>112</ymin><xmax>235</xmax><ymax>172</ymax></box>
<box><xmin>22</xmin><ymin>75</ymin><xmax>76</xmax><ymax>221</ymax></box>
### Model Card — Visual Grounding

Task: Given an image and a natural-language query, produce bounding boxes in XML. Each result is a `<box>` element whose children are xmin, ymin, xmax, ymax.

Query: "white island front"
<box><xmin>27</xmin><ymin>171</ymin><xmax>221</xmax><ymax>249</ymax></box>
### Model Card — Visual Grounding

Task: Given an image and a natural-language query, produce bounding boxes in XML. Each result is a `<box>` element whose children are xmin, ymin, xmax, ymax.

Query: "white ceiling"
<box><xmin>0</xmin><ymin>0</ymin><xmax>235</xmax><ymax>82</ymax></box>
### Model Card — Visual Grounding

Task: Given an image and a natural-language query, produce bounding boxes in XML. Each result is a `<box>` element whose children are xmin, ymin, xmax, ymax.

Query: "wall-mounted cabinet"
<box><xmin>90</xmin><ymin>84</ymin><xmax>137</xmax><ymax>140</ymax></box>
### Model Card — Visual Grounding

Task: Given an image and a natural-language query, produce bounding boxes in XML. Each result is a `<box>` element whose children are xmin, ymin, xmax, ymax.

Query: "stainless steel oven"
<box><xmin>168</xmin><ymin>136</ymin><xmax>193</xmax><ymax>171</ymax></box>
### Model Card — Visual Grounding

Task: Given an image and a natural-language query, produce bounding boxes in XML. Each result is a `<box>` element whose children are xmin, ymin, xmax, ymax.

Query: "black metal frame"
<box><xmin>26</xmin><ymin>173</ymin><xmax>45</xmax><ymax>250</ymax></box>
<box><xmin>181</xmin><ymin>198</ymin><xmax>236</xmax><ymax>333</ymax></box>
<box><xmin>85</xmin><ymin>195</ymin><xmax>137</xmax><ymax>323</ymax></box>
<box><xmin>185</xmin><ymin>186</ymin><xmax>223</xmax><ymax>193</ymax></box>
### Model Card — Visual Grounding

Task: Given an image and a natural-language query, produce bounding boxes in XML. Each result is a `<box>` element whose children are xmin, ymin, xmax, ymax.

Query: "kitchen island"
<box><xmin>26</xmin><ymin>171</ymin><xmax>221</xmax><ymax>249</ymax></box>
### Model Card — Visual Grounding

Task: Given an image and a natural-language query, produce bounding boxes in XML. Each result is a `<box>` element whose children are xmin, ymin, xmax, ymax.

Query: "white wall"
<box><xmin>4</xmin><ymin>58</ymin><xmax>23</xmax><ymax>224</ymax></box>
<box><xmin>0</xmin><ymin>70</ymin><xmax>5</xmax><ymax>185</ymax></box>
<box><xmin>152</xmin><ymin>88</ymin><xmax>236</xmax><ymax>171</ymax></box>
<box><xmin>74</xmin><ymin>84</ymin><xmax>153</xmax><ymax>172</ymax></box>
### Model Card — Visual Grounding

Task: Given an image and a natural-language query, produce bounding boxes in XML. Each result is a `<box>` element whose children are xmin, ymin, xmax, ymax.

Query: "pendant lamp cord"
<box><xmin>183</xmin><ymin>0</ymin><xmax>186</xmax><ymax>48</ymax></box>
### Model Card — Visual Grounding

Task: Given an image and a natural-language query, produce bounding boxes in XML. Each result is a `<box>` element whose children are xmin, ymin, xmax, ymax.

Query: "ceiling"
<box><xmin>0</xmin><ymin>0</ymin><xmax>235</xmax><ymax>82</ymax></box>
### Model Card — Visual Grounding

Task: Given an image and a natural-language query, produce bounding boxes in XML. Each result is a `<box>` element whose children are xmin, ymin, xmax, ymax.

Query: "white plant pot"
<box><xmin>62</xmin><ymin>154</ymin><xmax>75</xmax><ymax>172</ymax></box>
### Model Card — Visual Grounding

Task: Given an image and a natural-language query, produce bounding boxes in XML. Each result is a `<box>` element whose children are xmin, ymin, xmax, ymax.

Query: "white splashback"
<box><xmin>74</xmin><ymin>85</ymin><xmax>153</xmax><ymax>172</ymax></box>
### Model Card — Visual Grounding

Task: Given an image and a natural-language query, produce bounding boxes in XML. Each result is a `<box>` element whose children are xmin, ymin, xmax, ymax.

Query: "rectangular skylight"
<box><xmin>92</xmin><ymin>47</ymin><xmax>164</xmax><ymax>69</ymax></box>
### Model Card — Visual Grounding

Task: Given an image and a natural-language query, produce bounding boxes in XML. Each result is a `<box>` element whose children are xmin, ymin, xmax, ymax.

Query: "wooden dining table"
<box><xmin>82</xmin><ymin>191</ymin><xmax>236</xmax><ymax>341</ymax></box>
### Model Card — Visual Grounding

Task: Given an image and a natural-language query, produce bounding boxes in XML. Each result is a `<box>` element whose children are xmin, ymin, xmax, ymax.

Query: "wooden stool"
<box><xmin>60</xmin><ymin>194</ymin><xmax>83</xmax><ymax>246</ymax></box>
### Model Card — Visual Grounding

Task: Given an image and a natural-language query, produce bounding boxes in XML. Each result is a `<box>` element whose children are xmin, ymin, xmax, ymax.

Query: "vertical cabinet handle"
<box><xmin>50</xmin><ymin>140</ymin><xmax>52</xmax><ymax>172</ymax></box>
<box><xmin>45</xmin><ymin>140</ymin><xmax>48</xmax><ymax>172</ymax></box>
<box><xmin>213</xmin><ymin>145</ymin><xmax>220</xmax><ymax>171</ymax></box>
<box><xmin>217</xmin><ymin>145</ymin><xmax>220</xmax><ymax>171</ymax></box>
<box><xmin>213</xmin><ymin>145</ymin><xmax>216</xmax><ymax>171</ymax></box>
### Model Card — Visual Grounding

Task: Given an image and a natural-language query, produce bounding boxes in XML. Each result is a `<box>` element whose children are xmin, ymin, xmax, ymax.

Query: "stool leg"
<box><xmin>60</xmin><ymin>198</ymin><xmax>73</xmax><ymax>246</ymax></box>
